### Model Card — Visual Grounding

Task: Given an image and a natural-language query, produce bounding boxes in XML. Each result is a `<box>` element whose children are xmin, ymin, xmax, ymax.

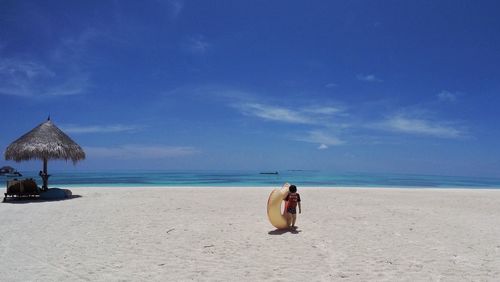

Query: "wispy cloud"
<box><xmin>51</xmin><ymin>28</ymin><xmax>100</xmax><ymax>62</ymax></box>
<box><xmin>296</xmin><ymin>130</ymin><xmax>345</xmax><ymax>149</ymax></box>
<box><xmin>235</xmin><ymin>102</ymin><xmax>345</xmax><ymax>125</ymax></box>
<box><xmin>0</xmin><ymin>27</ymin><xmax>98</xmax><ymax>98</ymax></box>
<box><xmin>183</xmin><ymin>35</ymin><xmax>210</xmax><ymax>54</ymax></box>
<box><xmin>437</xmin><ymin>90</ymin><xmax>459</xmax><ymax>102</ymax></box>
<box><xmin>376</xmin><ymin>115</ymin><xmax>464</xmax><ymax>138</ymax></box>
<box><xmin>318</xmin><ymin>144</ymin><xmax>329</xmax><ymax>150</ymax></box>
<box><xmin>62</xmin><ymin>124</ymin><xmax>141</xmax><ymax>134</ymax></box>
<box><xmin>235</xmin><ymin>103</ymin><xmax>313</xmax><ymax>124</ymax></box>
<box><xmin>303</xmin><ymin>106</ymin><xmax>344</xmax><ymax>115</ymax></box>
<box><xmin>357</xmin><ymin>74</ymin><xmax>382</xmax><ymax>82</ymax></box>
<box><xmin>0</xmin><ymin>59</ymin><xmax>54</xmax><ymax>79</ymax></box>
<box><xmin>325</xmin><ymin>82</ymin><xmax>337</xmax><ymax>88</ymax></box>
<box><xmin>45</xmin><ymin>75</ymin><xmax>89</xmax><ymax>96</ymax></box>
<box><xmin>0</xmin><ymin>59</ymin><xmax>89</xmax><ymax>97</ymax></box>
<box><xmin>84</xmin><ymin>145</ymin><xmax>200</xmax><ymax>159</ymax></box>
<box><xmin>167</xmin><ymin>0</ymin><xmax>184</xmax><ymax>19</ymax></box>
<box><xmin>233</xmin><ymin>100</ymin><xmax>349</xmax><ymax>148</ymax></box>
<box><xmin>240</xmin><ymin>103</ymin><xmax>313</xmax><ymax>124</ymax></box>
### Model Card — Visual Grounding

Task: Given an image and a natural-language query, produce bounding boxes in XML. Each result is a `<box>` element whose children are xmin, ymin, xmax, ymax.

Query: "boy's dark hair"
<box><xmin>289</xmin><ymin>184</ymin><xmax>297</xmax><ymax>193</ymax></box>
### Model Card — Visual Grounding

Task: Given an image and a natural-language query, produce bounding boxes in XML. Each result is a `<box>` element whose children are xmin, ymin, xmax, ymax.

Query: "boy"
<box><xmin>284</xmin><ymin>184</ymin><xmax>301</xmax><ymax>228</ymax></box>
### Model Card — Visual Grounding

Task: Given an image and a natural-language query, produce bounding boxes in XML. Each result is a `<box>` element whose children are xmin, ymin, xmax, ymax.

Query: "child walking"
<box><xmin>284</xmin><ymin>184</ymin><xmax>301</xmax><ymax>228</ymax></box>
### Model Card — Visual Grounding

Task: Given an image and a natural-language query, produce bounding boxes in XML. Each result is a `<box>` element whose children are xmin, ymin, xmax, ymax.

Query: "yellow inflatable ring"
<box><xmin>267</xmin><ymin>183</ymin><xmax>290</xmax><ymax>229</ymax></box>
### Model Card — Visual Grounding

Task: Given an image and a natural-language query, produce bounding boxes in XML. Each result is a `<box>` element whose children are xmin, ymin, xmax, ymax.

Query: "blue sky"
<box><xmin>1</xmin><ymin>1</ymin><xmax>499</xmax><ymax>177</ymax></box>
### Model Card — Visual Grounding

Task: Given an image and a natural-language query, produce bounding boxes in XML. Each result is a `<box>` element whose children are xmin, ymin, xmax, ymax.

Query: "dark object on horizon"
<box><xmin>4</xmin><ymin>178</ymin><xmax>40</xmax><ymax>201</ymax></box>
<box><xmin>0</xmin><ymin>166</ymin><xmax>22</xmax><ymax>176</ymax></box>
<box><xmin>260</xmin><ymin>171</ymin><xmax>279</xmax><ymax>175</ymax></box>
<box><xmin>4</xmin><ymin>117</ymin><xmax>85</xmax><ymax>190</ymax></box>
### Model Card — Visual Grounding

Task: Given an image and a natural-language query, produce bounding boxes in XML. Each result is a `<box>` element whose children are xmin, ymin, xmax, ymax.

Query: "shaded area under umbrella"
<box><xmin>4</xmin><ymin>117</ymin><xmax>85</xmax><ymax>189</ymax></box>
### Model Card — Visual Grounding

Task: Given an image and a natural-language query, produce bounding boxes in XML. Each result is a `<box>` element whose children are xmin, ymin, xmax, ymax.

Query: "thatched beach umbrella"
<box><xmin>4</xmin><ymin>117</ymin><xmax>85</xmax><ymax>189</ymax></box>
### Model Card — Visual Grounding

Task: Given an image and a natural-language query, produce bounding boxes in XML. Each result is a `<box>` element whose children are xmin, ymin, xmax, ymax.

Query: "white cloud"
<box><xmin>0</xmin><ymin>59</ymin><xmax>54</xmax><ymax>79</ymax></box>
<box><xmin>167</xmin><ymin>0</ymin><xmax>184</xmax><ymax>19</ymax></box>
<box><xmin>0</xmin><ymin>85</ymin><xmax>30</xmax><ymax>97</ymax></box>
<box><xmin>303</xmin><ymin>106</ymin><xmax>343</xmax><ymax>115</ymax></box>
<box><xmin>234</xmin><ymin>100</ymin><xmax>348</xmax><ymax>147</ymax></box>
<box><xmin>236</xmin><ymin>103</ymin><xmax>315</xmax><ymax>124</ymax></box>
<box><xmin>45</xmin><ymin>75</ymin><xmax>89</xmax><ymax>96</ymax></box>
<box><xmin>0</xmin><ymin>28</ymin><xmax>97</xmax><ymax>98</ymax></box>
<box><xmin>357</xmin><ymin>74</ymin><xmax>382</xmax><ymax>82</ymax></box>
<box><xmin>184</xmin><ymin>35</ymin><xmax>210</xmax><ymax>54</ymax></box>
<box><xmin>235</xmin><ymin>102</ymin><xmax>345</xmax><ymax>125</ymax></box>
<box><xmin>377</xmin><ymin>115</ymin><xmax>464</xmax><ymax>138</ymax></box>
<box><xmin>296</xmin><ymin>130</ymin><xmax>345</xmax><ymax>147</ymax></box>
<box><xmin>62</xmin><ymin>124</ymin><xmax>140</xmax><ymax>134</ymax></box>
<box><xmin>0</xmin><ymin>59</ymin><xmax>56</xmax><ymax>97</ymax></box>
<box><xmin>325</xmin><ymin>83</ymin><xmax>337</xmax><ymax>88</ymax></box>
<box><xmin>318</xmin><ymin>144</ymin><xmax>329</xmax><ymax>150</ymax></box>
<box><xmin>437</xmin><ymin>90</ymin><xmax>459</xmax><ymax>102</ymax></box>
<box><xmin>84</xmin><ymin>145</ymin><xmax>200</xmax><ymax>159</ymax></box>
<box><xmin>51</xmin><ymin>28</ymin><xmax>100</xmax><ymax>62</ymax></box>
<box><xmin>0</xmin><ymin>60</ymin><xmax>89</xmax><ymax>97</ymax></box>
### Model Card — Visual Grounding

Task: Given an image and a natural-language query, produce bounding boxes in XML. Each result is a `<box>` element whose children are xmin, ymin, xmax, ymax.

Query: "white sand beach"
<box><xmin>1</xmin><ymin>187</ymin><xmax>500</xmax><ymax>281</ymax></box>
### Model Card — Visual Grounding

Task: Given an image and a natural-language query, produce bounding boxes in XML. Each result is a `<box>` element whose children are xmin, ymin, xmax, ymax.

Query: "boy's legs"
<box><xmin>291</xmin><ymin>214</ymin><xmax>297</xmax><ymax>227</ymax></box>
<box><xmin>286</xmin><ymin>212</ymin><xmax>292</xmax><ymax>226</ymax></box>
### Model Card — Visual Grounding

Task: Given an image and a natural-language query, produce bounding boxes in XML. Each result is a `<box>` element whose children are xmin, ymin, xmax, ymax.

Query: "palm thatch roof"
<box><xmin>4</xmin><ymin>119</ymin><xmax>85</xmax><ymax>164</ymax></box>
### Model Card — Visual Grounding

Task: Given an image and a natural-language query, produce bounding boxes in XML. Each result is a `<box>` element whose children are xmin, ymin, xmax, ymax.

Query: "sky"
<box><xmin>1</xmin><ymin>0</ymin><xmax>500</xmax><ymax>177</ymax></box>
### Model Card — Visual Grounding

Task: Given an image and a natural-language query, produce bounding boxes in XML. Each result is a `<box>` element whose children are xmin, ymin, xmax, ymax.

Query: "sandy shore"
<box><xmin>1</xmin><ymin>187</ymin><xmax>500</xmax><ymax>281</ymax></box>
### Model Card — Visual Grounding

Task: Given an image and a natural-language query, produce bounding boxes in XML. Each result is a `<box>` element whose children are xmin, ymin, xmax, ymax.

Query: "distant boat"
<box><xmin>260</xmin><ymin>171</ymin><xmax>279</xmax><ymax>175</ymax></box>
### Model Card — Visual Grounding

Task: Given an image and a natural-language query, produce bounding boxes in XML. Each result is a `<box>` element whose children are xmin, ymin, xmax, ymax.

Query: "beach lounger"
<box><xmin>3</xmin><ymin>179</ymin><xmax>41</xmax><ymax>201</ymax></box>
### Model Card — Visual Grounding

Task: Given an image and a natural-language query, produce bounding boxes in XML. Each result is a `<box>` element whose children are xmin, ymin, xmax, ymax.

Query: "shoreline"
<box><xmin>59</xmin><ymin>185</ymin><xmax>500</xmax><ymax>190</ymax></box>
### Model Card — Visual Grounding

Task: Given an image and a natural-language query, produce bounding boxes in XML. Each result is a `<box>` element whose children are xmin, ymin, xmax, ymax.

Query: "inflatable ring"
<box><xmin>267</xmin><ymin>183</ymin><xmax>290</xmax><ymax>229</ymax></box>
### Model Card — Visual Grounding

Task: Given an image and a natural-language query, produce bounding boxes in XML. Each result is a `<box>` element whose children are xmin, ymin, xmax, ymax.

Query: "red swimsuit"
<box><xmin>284</xmin><ymin>193</ymin><xmax>301</xmax><ymax>214</ymax></box>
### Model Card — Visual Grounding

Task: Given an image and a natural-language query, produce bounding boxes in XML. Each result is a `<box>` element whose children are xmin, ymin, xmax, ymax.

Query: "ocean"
<box><xmin>2</xmin><ymin>170</ymin><xmax>500</xmax><ymax>188</ymax></box>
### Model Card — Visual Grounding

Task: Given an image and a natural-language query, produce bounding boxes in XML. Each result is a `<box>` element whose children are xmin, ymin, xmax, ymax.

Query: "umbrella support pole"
<box><xmin>42</xmin><ymin>158</ymin><xmax>48</xmax><ymax>190</ymax></box>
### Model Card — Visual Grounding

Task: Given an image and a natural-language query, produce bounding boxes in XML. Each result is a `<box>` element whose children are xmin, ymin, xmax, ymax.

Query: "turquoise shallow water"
<box><xmin>2</xmin><ymin>170</ymin><xmax>500</xmax><ymax>188</ymax></box>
